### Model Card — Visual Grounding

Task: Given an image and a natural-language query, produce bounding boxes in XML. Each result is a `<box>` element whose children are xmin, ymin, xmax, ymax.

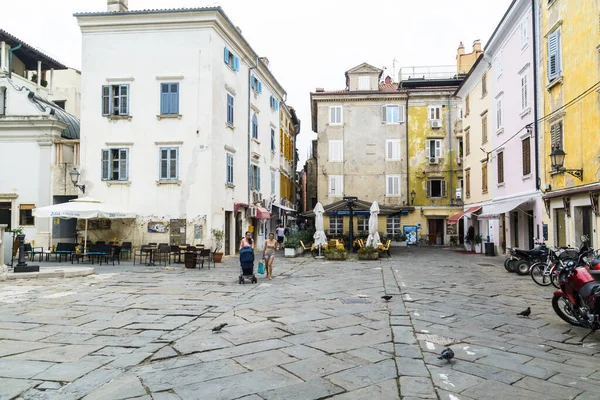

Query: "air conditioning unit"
<box><xmin>260</xmin><ymin>199</ymin><xmax>267</xmax><ymax>208</ymax></box>
<box><xmin>431</xmin><ymin>120</ymin><xmax>442</xmax><ymax>128</ymax></box>
<box><xmin>246</xmin><ymin>207</ymin><xmax>257</xmax><ymax>218</ymax></box>
<box><xmin>429</xmin><ymin>157</ymin><xmax>439</xmax><ymax>164</ymax></box>
<box><xmin>258</xmin><ymin>193</ymin><xmax>263</xmax><ymax>202</ymax></box>
<box><xmin>455</xmin><ymin>188</ymin><xmax>462</xmax><ymax>200</ymax></box>
<box><xmin>252</xmin><ymin>192</ymin><xmax>260</xmax><ymax>204</ymax></box>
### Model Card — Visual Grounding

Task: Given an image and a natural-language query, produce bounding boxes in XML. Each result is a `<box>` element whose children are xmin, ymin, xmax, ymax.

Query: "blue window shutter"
<box><xmin>249</xmin><ymin>165</ymin><xmax>254</xmax><ymax>189</ymax></box>
<box><xmin>234</xmin><ymin>56</ymin><xmax>240</xmax><ymax>71</ymax></box>
<box><xmin>160</xmin><ymin>148</ymin><xmax>168</xmax><ymax>179</ymax></box>
<box><xmin>257</xmin><ymin>167</ymin><xmax>261</xmax><ymax>190</ymax></box>
<box><xmin>119</xmin><ymin>148</ymin><xmax>129</xmax><ymax>181</ymax></box>
<box><xmin>101</xmin><ymin>149</ymin><xmax>109</xmax><ymax>180</ymax></box>
<box><xmin>102</xmin><ymin>86</ymin><xmax>111</xmax><ymax>115</ymax></box>
<box><xmin>119</xmin><ymin>84</ymin><xmax>129</xmax><ymax>115</ymax></box>
<box><xmin>169</xmin><ymin>148</ymin><xmax>178</xmax><ymax>179</ymax></box>
<box><xmin>170</xmin><ymin>83</ymin><xmax>179</xmax><ymax>114</ymax></box>
<box><xmin>160</xmin><ymin>83</ymin><xmax>169</xmax><ymax>114</ymax></box>
<box><xmin>257</xmin><ymin>81</ymin><xmax>262</xmax><ymax>94</ymax></box>
<box><xmin>275</xmin><ymin>99</ymin><xmax>279</xmax><ymax>111</ymax></box>
<box><xmin>224</xmin><ymin>47</ymin><xmax>229</xmax><ymax>64</ymax></box>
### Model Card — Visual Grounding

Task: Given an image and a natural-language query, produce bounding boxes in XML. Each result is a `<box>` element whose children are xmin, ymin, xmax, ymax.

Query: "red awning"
<box><xmin>255</xmin><ymin>206</ymin><xmax>274</xmax><ymax>219</ymax></box>
<box><xmin>234</xmin><ymin>203</ymin><xmax>248</xmax><ymax>214</ymax></box>
<box><xmin>447</xmin><ymin>206</ymin><xmax>482</xmax><ymax>224</ymax></box>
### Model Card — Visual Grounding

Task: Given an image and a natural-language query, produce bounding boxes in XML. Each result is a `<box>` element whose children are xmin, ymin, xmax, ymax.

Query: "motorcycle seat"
<box><xmin>515</xmin><ymin>248</ymin><xmax>544</xmax><ymax>257</ymax></box>
<box><xmin>590</xmin><ymin>259</ymin><xmax>600</xmax><ymax>269</ymax></box>
<box><xmin>579</xmin><ymin>280</ymin><xmax>600</xmax><ymax>299</ymax></box>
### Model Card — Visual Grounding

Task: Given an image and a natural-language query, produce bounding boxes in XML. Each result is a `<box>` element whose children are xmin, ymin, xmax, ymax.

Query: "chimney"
<box><xmin>259</xmin><ymin>57</ymin><xmax>270</xmax><ymax>68</ymax></box>
<box><xmin>384</xmin><ymin>76</ymin><xmax>392</xmax><ymax>84</ymax></box>
<box><xmin>472</xmin><ymin>39</ymin><xmax>482</xmax><ymax>53</ymax></box>
<box><xmin>457</xmin><ymin>41</ymin><xmax>465</xmax><ymax>57</ymax></box>
<box><xmin>315</xmin><ymin>88</ymin><xmax>325</xmax><ymax>92</ymax></box>
<box><xmin>107</xmin><ymin>0</ymin><xmax>128</xmax><ymax>12</ymax></box>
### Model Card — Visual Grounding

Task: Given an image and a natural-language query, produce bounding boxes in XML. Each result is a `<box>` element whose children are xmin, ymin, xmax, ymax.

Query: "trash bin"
<box><xmin>184</xmin><ymin>251</ymin><xmax>197</xmax><ymax>268</ymax></box>
<box><xmin>484</xmin><ymin>242</ymin><xmax>495</xmax><ymax>256</ymax></box>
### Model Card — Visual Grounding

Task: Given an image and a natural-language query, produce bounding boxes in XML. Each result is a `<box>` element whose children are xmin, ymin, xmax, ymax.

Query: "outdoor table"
<box><xmin>144</xmin><ymin>246</ymin><xmax>158</xmax><ymax>266</ymax></box>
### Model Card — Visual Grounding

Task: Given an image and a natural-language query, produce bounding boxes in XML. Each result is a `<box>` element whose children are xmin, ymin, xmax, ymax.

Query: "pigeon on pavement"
<box><xmin>381</xmin><ymin>295</ymin><xmax>393</xmax><ymax>301</ymax></box>
<box><xmin>517</xmin><ymin>307</ymin><xmax>531</xmax><ymax>318</ymax></box>
<box><xmin>438</xmin><ymin>348</ymin><xmax>454</xmax><ymax>363</ymax></box>
<box><xmin>212</xmin><ymin>323</ymin><xmax>228</xmax><ymax>332</ymax></box>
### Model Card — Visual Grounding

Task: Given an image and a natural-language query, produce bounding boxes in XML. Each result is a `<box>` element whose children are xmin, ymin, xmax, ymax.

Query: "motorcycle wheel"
<box><xmin>515</xmin><ymin>260</ymin><xmax>530</xmax><ymax>276</ymax></box>
<box><xmin>530</xmin><ymin>263</ymin><xmax>552</xmax><ymax>286</ymax></box>
<box><xmin>504</xmin><ymin>259</ymin><xmax>513</xmax><ymax>272</ymax></box>
<box><xmin>551</xmin><ymin>272</ymin><xmax>560</xmax><ymax>289</ymax></box>
<box><xmin>506</xmin><ymin>260</ymin><xmax>516</xmax><ymax>273</ymax></box>
<box><xmin>552</xmin><ymin>294</ymin><xmax>583</xmax><ymax>327</ymax></box>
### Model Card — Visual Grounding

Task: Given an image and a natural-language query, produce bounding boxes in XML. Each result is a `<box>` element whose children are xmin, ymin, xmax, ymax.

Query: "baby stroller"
<box><xmin>239</xmin><ymin>246</ymin><xmax>257</xmax><ymax>284</ymax></box>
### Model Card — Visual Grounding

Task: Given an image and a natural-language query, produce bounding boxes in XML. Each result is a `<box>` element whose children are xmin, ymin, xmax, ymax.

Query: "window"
<box><xmin>496</xmin><ymin>96</ymin><xmax>503</xmax><ymax>130</ymax></box>
<box><xmin>0</xmin><ymin>202</ymin><xmax>11</xmax><ymax>231</ymax></box>
<box><xmin>226</xmin><ymin>153</ymin><xmax>234</xmax><ymax>185</ymax></box>
<box><xmin>329</xmin><ymin>140</ymin><xmax>343</xmax><ymax>162</ymax></box>
<box><xmin>458</xmin><ymin>139</ymin><xmax>463</xmax><ymax>158</ymax></box>
<box><xmin>465</xmin><ymin>128</ymin><xmax>470</xmax><ymax>155</ymax></box>
<box><xmin>252</xmin><ymin>114</ymin><xmax>258</xmax><ymax>139</ymax></box>
<box><xmin>329</xmin><ymin>215</ymin><xmax>343</xmax><ymax>234</ymax></box>
<box><xmin>227</xmin><ymin>93</ymin><xmax>234</xmax><ymax>125</ymax></box>
<box><xmin>270</xmin><ymin>128</ymin><xmax>276</xmax><ymax>152</ymax></box>
<box><xmin>428</xmin><ymin>106</ymin><xmax>441</xmax><ymax>121</ymax></box>
<box><xmin>53</xmin><ymin>100</ymin><xmax>66</xmax><ymax>110</ymax></box>
<box><xmin>386</xmin><ymin>216</ymin><xmax>401</xmax><ymax>235</ymax></box>
<box><xmin>426</xmin><ymin>179</ymin><xmax>446</xmax><ymax>198</ymax></box>
<box><xmin>271</xmin><ymin>171</ymin><xmax>275</xmax><ymax>194</ymax></box>
<box><xmin>520</xmin><ymin>71</ymin><xmax>529</xmax><ymax>110</ymax></box>
<box><xmin>250</xmin><ymin>165</ymin><xmax>261</xmax><ymax>190</ymax></box>
<box><xmin>482</xmin><ymin>74</ymin><xmax>487</xmax><ymax>97</ymax></box>
<box><xmin>357</xmin><ymin>215</ymin><xmax>368</xmax><ymax>232</ymax></box>
<box><xmin>223</xmin><ymin>47</ymin><xmax>240</xmax><ymax>71</ymax></box>
<box><xmin>522</xmin><ymin>137</ymin><xmax>531</xmax><ymax>176</ymax></box>
<box><xmin>159</xmin><ymin>147</ymin><xmax>178</xmax><ymax>180</ymax></box>
<box><xmin>548</xmin><ymin>29</ymin><xmax>562</xmax><ymax>81</ymax></box>
<box><xmin>386</xmin><ymin>175</ymin><xmax>400</xmax><ymax>196</ymax></box>
<box><xmin>101</xmin><ymin>148</ymin><xmax>129</xmax><ymax>181</ymax></box>
<box><xmin>482</xmin><ymin>113</ymin><xmax>488</xmax><ymax>143</ymax></box>
<box><xmin>329</xmin><ymin>175</ymin><xmax>343</xmax><ymax>196</ymax></box>
<box><xmin>426</xmin><ymin>139</ymin><xmax>442</xmax><ymax>159</ymax></box>
<box><xmin>520</xmin><ymin>18</ymin><xmax>529</xmax><ymax>49</ymax></box>
<box><xmin>19</xmin><ymin>204</ymin><xmax>35</xmax><ymax>226</ymax></box>
<box><xmin>465</xmin><ymin>169</ymin><xmax>471</xmax><ymax>198</ymax></box>
<box><xmin>279</xmin><ymin>128</ymin><xmax>284</xmax><ymax>154</ymax></box>
<box><xmin>329</xmin><ymin>106</ymin><xmax>342</xmax><ymax>124</ymax></box>
<box><xmin>550</xmin><ymin>120</ymin><xmax>563</xmax><ymax>150</ymax></box>
<box><xmin>101</xmin><ymin>84</ymin><xmax>129</xmax><ymax>116</ymax></box>
<box><xmin>482</xmin><ymin>162</ymin><xmax>488</xmax><ymax>193</ymax></box>
<box><xmin>250</xmin><ymin>75</ymin><xmax>263</xmax><ymax>94</ymax></box>
<box><xmin>382</xmin><ymin>105</ymin><xmax>403</xmax><ymax>124</ymax></box>
<box><xmin>160</xmin><ymin>83</ymin><xmax>179</xmax><ymax>115</ymax></box>
<box><xmin>386</xmin><ymin>139</ymin><xmax>401</xmax><ymax>160</ymax></box>
<box><xmin>465</xmin><ymin>95</ymin><xmax>470</xmax><ymax>117</ymax></box>
<box><xmin>0</xmin><ymin>86</ymin><xmax>5</xmax><ymax>115</ymax></box>
<box><xmin>358</xmin><ymin>76</ymin><xmax>370</xmax><ymax>90</ymax></box>
<box><xmin>457</xmin><ymin>106</ymin><xmax>463</xmax><ymax>120</ymax></box>
<box><xmin>497</xmin><ymin>151</ymin><xmax>505</xmax><ymax>184</ymax></box>
<box><xmin>269</xmin><ymin>96</ymin><xmax>279</xmax><ymax>111</ymax></box>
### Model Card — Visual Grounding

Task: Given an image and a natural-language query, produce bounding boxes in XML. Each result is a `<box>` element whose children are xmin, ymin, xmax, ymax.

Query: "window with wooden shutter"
<box><xmin>497</xmin><ymin>152</ymin><xmax>504</xmax><ymax>184</ymax></box>
<box><xmin>386</xmin><ymin>140</ymin><xmax>400</xmax><ymax>160</ymax></box>
<box><xmin>482</xmin><ymin>74</ymin><xmax>487</xmax><ymax>97</ymax></box>
<box><xmin>102</xmin><ymin>148</ymin><xmax>129</xmax><ymax>181</ymax></box>
<box><xmin>329</xmin><ymin>175</ymin><xmax>343</xmax><ymax>196</ymax></box>
<box><xmin>329</xmin><ymin>106</ymin><xmax>342</xmax><ymax>124</ymax></box>
<box><xmin>548</xmin><ymin>29</ymin><xmax>561</xmax><ymax>81</ymax></box>
<box><xmin>482</xmin><ymin>113</ymin><xmax>488</xmax><ymax>143</ymax></box>
<box><xmin>427</xmin><ymin>179</ymin><xmax>444</xmax><ymax>198</ymax></box>
<box><xmin>522</xmin><ymin>137</ymin><xmax>531</xmax><ymax>176</ymax></box>
<box><xmin>496</xmin><ymin>97</ymin><xmax>503</xmax><ymax>129</ymax></box>
<box><xmin>465</xmin><ymin>169</ymin><xmax>471</xmax><ymax>198</ymax></box>
<box><xmin>159</xmin><ymin>147</ymin><xmax>178</xmax><ymax>180</ymax></box>
<box><xmin>160</xmin><ymin>83</ymin><xmax>179</xmax><ymax>115</ymax></box>
<box><xmin>329</xmin><ymin>140</ymin><xmax>343</xmax><ymax>162</ymax></box>
<box><xmin>520</xmin><ymin>72</ymin><xmax>529</xmax><ymax>110</ymax></box>
<box><xmin>465</xmin><ymin>128</ymin><xmax>470</xmax><ymax>155</ymax></box>
<box><xmin>482</xmin><ymin>162</ymin><xmax>488</xmax><ymax>193</ymax></box>
<box><xmin>465</xmin><ymin>95</ymin><xmax>470</xmax><ymax>116</ymax></box>
<box><xmin>386</xmin><ymin>175</ymin><xmax>400</xmax><ymax>196</ymax></box>
<box><xmin>550</xmin><ymin>120</ymin><xmax>563</xmax><ymax>150</ymax></box>
<box><xmin>252</xmin><ymin>114</ymin><xmax>258</xmax><ymax>139</ymax></box>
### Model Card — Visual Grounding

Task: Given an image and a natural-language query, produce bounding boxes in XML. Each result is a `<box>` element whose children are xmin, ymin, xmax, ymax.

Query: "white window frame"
<box><xmin>329</xmin><ymin>175</ymin><xmax>343</xmax><ymax>196</ymax></box>
<box><xmin>426</xmin><ymin>139</ymin><xmax>442</xmax><ymax>159</ymax></box>
<box><xmin>102</xmin><ymin>84</ymin><xmax>130</xmax><ymax>116</ymax></box>
<box><xmin>386</xmin><ymin>139</ymin><xmax>401</xmax><ymax>160</ymax></box>
<box><xmin>101</xmin><ymin>148</ymin><xmax>129</xmax><ymax>181</ymax></box>
<box><xmin>547</xmin><ymin>28</ymin><xmax>562</xmax><ymax>81</ymax></box>
<box><xmin>226</xmin><ymin>92</ymin><xmax>235</xmax><ymax>126</ymax></box>
<box><xmin>496</xmin><ymin>95</ymin><xmax>503</xmax><ymax>130</ymax></box>
<box><xmin>226</xmin><ymin>153</ymin><xmax>234</xmax><ymax>185</ymax></box>
<box><xmin>382</xmin><ymin>105</ymin><xmax>403</xmax><ymax>124</ymax></box>
<box><xmin>357</xmin><ymin>215</ymin><xmax>369</xmax><ymax>232</ymax></box>
<box><xmin>428</xmin><ymin>106</ymin><xmax>441</xmax><ymax>121</ymax></box>
<box><xmin>358</xmin><ymin>76</ymin><xmax>370</xmax><ymax>90</ymax></box>
<box><xmin>520</xmin><ymin>69</ymin><xmax>530</xmax><ymax>110</ymax></box>
<box><xmin>329</xmin><ymin>215</ymin><xmax>343</xmax><ymax>234</ymax></box>
<box><xmin>520</xmin><ymin>18</ymin><xmax>529</xmax><ymax>50</ymax></box>
<box><xmin>329</xmin><ymin>106</ymin><xmax>343</xmax><ymax>125</ymax></box>
<box><xmin>386</xmin><ymin>216</ymin><xmax>401</xmax><ymax>236</ymax></box>
<box><xmin>328</xmin><ymin>140</ymin><xmax>343</xmax><ymax>162</ymax></box>
<box><xmin>386</xmin><ymin>175</ymin><xmax>401</xmax><ymax>196</ymax></box>
<box><xmin>159</xmin><ymin>147</ymin><xmax>179</xmax><ymax>180</ymax></box>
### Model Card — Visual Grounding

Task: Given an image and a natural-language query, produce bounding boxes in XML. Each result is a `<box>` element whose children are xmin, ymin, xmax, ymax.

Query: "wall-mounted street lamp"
<box><xmin>549</xmin><ymin>148</ymin><xmax>583</xmax><ymax>180</ymax></box>
<box><xmin>410</xmin><ymin>190</ymin><xmax>416</xmax><ymax>205</ymax></box>
<box><xmin>69</xmin><ymin>168</ymin><xmax>86</xmax><ymax>193</ymax></box>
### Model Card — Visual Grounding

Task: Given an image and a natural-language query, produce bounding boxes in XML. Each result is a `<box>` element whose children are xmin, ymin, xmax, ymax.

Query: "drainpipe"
<box><xmin>405</xmin><ymin>92</ymin><xmax>410</xmax><ymax>206</ymax></box>
<box><xmin>8</xmin><ymin>44</ymin><xmax>22</xmax><ymax>79</ymax></box>
<box><xmin>247</xmin><ymin>57</ymin><xmax>258</xmax><ymax>205</ymax></box>
<box><xmin>531</xmin><ymin>0</ymin><xmax>541</xmax><ymax>192</ymax></box>
<box><xmin>448</xmin><ymin>94</ymin><xmax>453</xmax><ymax>207</ymax></box>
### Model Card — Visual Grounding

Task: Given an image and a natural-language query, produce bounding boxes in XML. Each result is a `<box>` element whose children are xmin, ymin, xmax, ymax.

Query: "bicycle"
<box><xmin>417</xmin><ymin>234</ymin><xmax>432</xmax><ymax>246</ymax></box>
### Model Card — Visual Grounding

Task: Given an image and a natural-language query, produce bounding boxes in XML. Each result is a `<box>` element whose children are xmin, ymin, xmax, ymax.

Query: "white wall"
<box><xmin>48</xmin><ymin>68</ymin><xmax>82</xmax><ymax>118</ymax></box>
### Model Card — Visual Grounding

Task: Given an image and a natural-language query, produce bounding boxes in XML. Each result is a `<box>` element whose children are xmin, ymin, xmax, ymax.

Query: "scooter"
<box><xmin>505</xmin><ymin>242</ymin><xmax>548</xmax><ymax>275</ymax></box>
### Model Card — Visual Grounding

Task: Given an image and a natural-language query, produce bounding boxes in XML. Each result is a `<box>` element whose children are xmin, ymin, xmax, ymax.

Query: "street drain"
<box><xmin>341</xmin><ymin>298</ymin><xmax>370</xmax><ymax>304</ymax></box>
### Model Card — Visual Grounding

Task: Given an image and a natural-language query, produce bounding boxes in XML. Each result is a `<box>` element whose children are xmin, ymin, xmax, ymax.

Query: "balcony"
<box><xmin>12</xmin><ymin>73</ymin><xmax>50</xmax><ymax>97</ymax></box>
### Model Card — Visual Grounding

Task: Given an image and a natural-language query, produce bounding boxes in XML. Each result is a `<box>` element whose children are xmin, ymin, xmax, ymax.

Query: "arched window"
<box><xmin>252</xmin><ymin>114</ymin><xmax>258</xmax><ymax>139</ymax></box>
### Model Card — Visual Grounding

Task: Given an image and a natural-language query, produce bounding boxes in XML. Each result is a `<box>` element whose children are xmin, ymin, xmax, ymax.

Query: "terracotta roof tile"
<box><xmin>312</xmin><ymin>82</ymin><xmax>402</xmax><ymax>95</ymax></box>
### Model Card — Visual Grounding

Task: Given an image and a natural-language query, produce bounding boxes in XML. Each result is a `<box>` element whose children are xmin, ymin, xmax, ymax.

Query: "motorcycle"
<box><xmin>505</xmin><ymin>243</ymin><xmax>548</xmax><ymax>275</ymax></box>
<box><xmin>552</xmin><ymin>257</ymin><xmax>600</xmax><ymax>342</ymax></box>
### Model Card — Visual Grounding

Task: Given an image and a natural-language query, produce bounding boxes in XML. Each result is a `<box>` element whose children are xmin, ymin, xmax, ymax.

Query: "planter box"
<box><xmin>284</xmin><ymin>247</ymin><xmax>297</xmax><ymax>258</ymax></box>
<box><xmin>358</xmin><ymin>252</ymin><xmax>379</xmax><ymax>260</ymax></box>
<box><xmin>464</xmin><ymin>243</ymin><xmax>473</xmax><ymax>252</ymax></box>
<box><xmin>474</xmin><ymin>244</ymin><xmax>482</xmax><ymax>253</ymax></box>
<box><xmin>325</xmin><ymin>252</ymin><xmax>348</xmax><ymax>261</ymax></box>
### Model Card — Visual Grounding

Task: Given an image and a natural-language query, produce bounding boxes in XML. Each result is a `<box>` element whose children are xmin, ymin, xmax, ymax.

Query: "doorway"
<box><xmin>235</xmin><ymin>212</ymin><xmax>242</xmax><ymax>254</ymax></box>
<box><xmin>0</xmin><ymin>202</ymin><xmax>11</xmax><ymax>231</ymax></box>
<box><xmin>428</xmin><ymin>218</ymin><xmax>444</xmax><ymax>245</ymax></box>
<box><xmin>574</xmin><ymin>206</ymin><xmax>593</xmax><ymax>247</ymax></box>
<box><xmin>225</xmin><ymin>211</ymin><xmax>232</xmax><ymax>256</ymax></box>
<box><xmin>555</xmin><ymin>208</ymin><xmax>566</xmax><ymax>247</ymax></box>
<box><xmin>52</xmin><ymin>196</ymin><xmax>77</xmax><ymax>243</ymax></box>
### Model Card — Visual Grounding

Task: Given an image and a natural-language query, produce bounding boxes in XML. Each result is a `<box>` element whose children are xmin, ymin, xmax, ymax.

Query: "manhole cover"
<box><xmin>477</xmin><ymin>263</ymin><xmax>495</xmax><ymax>267</ymax></box>
<box><xmin>341</xmin><ymin>298</ymin><xmax>370</xmax><ymax>304</ymax></box>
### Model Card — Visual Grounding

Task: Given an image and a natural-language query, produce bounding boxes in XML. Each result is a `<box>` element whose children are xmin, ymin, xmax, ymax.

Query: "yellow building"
<box><xmin>279</xmin><ymin>104</ymin><xmax>295</xmax><ymax>208</ymax></box>
<box><xmin>540</xmin><ymin>0</ymin><xmax>600</xmax><ymax>248</ymax></box>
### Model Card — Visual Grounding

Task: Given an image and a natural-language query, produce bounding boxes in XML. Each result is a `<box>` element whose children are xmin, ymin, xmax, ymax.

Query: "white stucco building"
<box><xmin>75</xmin><ymin>1</ymin><xmax>289</xmax><ymax>254</ymax></box>
<box><xmin>0</xmin><ymin>30</ymin><xmax>81</xmax><ymax>262</ymax></box>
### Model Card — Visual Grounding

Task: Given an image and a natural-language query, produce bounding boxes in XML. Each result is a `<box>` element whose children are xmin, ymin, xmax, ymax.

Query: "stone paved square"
<box><xmin>1</xmin><ymin>247</ymin><xmax>600</xmax><ymax>399</ymax></box>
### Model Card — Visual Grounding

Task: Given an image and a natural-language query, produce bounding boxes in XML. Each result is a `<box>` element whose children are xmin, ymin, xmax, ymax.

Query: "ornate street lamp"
<box><xmin>69</xmin><ymin>168</ymin><xmax>86</xmax><ymax>193</ymax></box>
<box><xmin>549</xmin><ymin>148</ymin><xmax>583</xmax><ymax>180</ymax></box>
<box><xmin>410</xmin><ymin>190</ymin><xmax>416</xmax><ymax>205</ymax></box>
<box><xmin>343</xmin><ymin>196</ymin><xmax>358</xmax><ymax>252</ymax></box>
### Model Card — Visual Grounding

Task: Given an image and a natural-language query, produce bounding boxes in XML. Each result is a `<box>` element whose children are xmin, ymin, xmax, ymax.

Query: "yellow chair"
<box><xmin>378</xmin><ymin>240</ymin><xmax>391</xmax><ymax>257</ymax></box>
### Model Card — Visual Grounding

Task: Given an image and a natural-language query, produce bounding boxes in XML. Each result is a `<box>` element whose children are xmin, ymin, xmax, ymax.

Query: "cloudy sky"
<box><xmin>1</xmin><ymin>0</ymin><xmax>512</xmax><ymax>167</ymax></box>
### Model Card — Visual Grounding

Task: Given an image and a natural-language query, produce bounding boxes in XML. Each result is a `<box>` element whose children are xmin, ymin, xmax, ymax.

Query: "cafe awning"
<box><xmin>479</xmin><ymin>198</ymin><xmax>533</xmax><ymax>219</ymax></box>
<box><xmin>272</xmin><ymin>203</ymin><xmax>295</xmax><ymax>212</ymax></box>
<box><xmin>255</xmin><ymin>206</ymin><xmax>274</xmax><ymax>219</ymax></box>
<box><xmin>448</xmin><ymin>206</ymin><xmax>482</xmax><ymax>224</ymax></box>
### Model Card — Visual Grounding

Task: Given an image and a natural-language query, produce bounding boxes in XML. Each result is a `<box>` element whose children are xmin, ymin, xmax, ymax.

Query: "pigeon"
<box><xmin>381</xmin><ymin>295</ymin><xmax>393</xmax><ymax>301</ymax></box>
<box><xmin>212</xmin><ymin>323</ymin><xmax>228</xmax><ymax>332</ymax></box>
<box><xmin>438</xmin><ymin>348</ymin><xmax>454</xmax><ymax>363</ymax></box>
<box><xmin>517</xmin><ymin>307</ymin><xmax>531</xmax><ymax>318</ymax></box>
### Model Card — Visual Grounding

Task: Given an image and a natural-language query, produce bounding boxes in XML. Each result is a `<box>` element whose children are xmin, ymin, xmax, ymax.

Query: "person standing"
<box><xmin>239</xmin><ymin>231</ymin><xmax>254</xmax><ymax>250</ymax></box>
<box><xmin>262</xmin><ymin>232</ymin><xmax>279</xmax><ymax>280</ymax></box>
<box><xmin>276</xmin><ymin>225</ymin><xmax>285</xmax><ymax>246</ymax></box>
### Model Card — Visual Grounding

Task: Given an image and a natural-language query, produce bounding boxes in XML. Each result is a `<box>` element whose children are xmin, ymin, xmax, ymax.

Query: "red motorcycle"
<box><xmin>553</xmin><ymin>258</ymin><xmax>600</xmax><ymax>341</ymax></box>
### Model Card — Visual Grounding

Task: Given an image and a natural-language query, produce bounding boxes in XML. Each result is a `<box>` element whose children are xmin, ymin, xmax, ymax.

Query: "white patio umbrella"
<box><xmin>33</xmin><ymin>196</ymin><xmax>136</xmax><ymax>251</ymax></box>
<box><xmin>365</xmin><ymin>201</ymin><xmax>381</xmax><ymax>247</ymax></box>
<box><xmin>313</xmin><ymin>202</ymin><xmax>327</xmax><ymax>256</ymax></box>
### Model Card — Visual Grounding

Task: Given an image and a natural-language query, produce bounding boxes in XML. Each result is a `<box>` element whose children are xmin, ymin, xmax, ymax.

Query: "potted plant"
<box><xmin>284</xmin><ymin>238</ymin><xmax>301</xmax><ymax>257</ymax></box>
<box><xmin>474</xmin><ymin>234</ymin><xmax>483</xmax><ymax>254</ymax></box>
<box><xmin>211</xmin><ymin>228</ymin><xmax>225</xmax><ymax>263</ymax></box>
<box><xmin>464</xmin><ymin>236</ymin><xmax>473</xmax><ymax>252</ymax></box>
<box><xmin>357</xmin><ymin>246</ymin><xmax>379</xmax><ymax>260</ymax></box>
<box><xmin>399</xmin><ymin>233</ymin><xmax>408</xmax><ymax>247</ymax></box>
<box><xmin>324</xmin><ymin>247</ymin><xmax>348</xmax><ymax>261</ymax></box>
<box><xmin>449</xmin><ymin>235</ymin><xmax>458</xmax><ymax>247</ymax></box>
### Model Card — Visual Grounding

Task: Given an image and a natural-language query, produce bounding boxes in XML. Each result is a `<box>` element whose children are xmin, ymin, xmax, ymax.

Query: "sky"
<box><xmin>1</xmin><ymin>0</ymin><xmax>513</xmax><ymax>168</ymax></box>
